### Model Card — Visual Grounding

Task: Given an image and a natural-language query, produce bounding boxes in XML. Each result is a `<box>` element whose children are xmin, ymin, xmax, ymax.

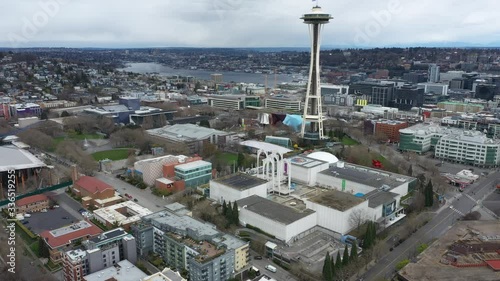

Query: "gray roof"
<box><xmin>147</xmin><ymin>124</ymin><xmax>228</xmax><ymax>142</ymax></box>
<box><xmin>213</xmin><ymin>173</ymin><xmax>268</xmax><ymax>191</ymax></box>
<box><xmin>321</xmin><ymin>163</ymin><xmax>414</xmax><ymax>190</ymax></box>
<box><xmin>237</xmin><ymin>195</ymin><xmax>316</xmax><ymax>225</ymax></box>
<box><xmin>145</xmin><ymin>210</ymin><xmax>219</xmax><ymax>238</ymax></box>
<box><xmin>0</xmin><ymin>146</ymin><xmax>46</xmax><ymax>172</ymax></box>
<box><xmin>82</xmin><ymin>260</ymin><xmax>147</xmax><ymax>281</ymax></box>
<box><xmin>365</xmin><ymin>190</ymin><xmax>399</xmax><ymax>208</ymax></box>
<box><xmin>290</xmin><ymin>155</ymin><xmax>328</xmax><ymax>168</ymax></box>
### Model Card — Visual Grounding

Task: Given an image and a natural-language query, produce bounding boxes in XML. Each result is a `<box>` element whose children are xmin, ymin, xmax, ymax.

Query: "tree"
<box><xmin>38</xmin><ymin>237</ymin><xmax>50</xmax><ymax>258</ymax></box>
<box><xmin>407</xmin><ymin>164</ymin><xmax>413</xmax><ymax>177</ymax></box>
<box><xmin>202</xmin><ymin>143</ymin><xmax>217</xmax><ymax>158</ymax></box>
<box><xmin>237</xmin><ymin>152</ymin><xmax>245</xmax><ymax>170</ymax></box>
<box><xmin>350</xmin><ymin>242</ymin><xmax>358</xmax><ymax>261</ymax></box>
<box><xmin>335</xmin><ymin>252</ymin><xmax>342</xmax><ymax>271</ymax></box>
<box><xmin>40</xmin><ymin>110</ymin><xmax>48</xmax><ymax>120</ymax></box>
<box><xmin>61</xmin><ymin>110</ymin><xmax>70</xmax><ymax>117</ymax></box>
<box><xmin>247</xmin><ymin>128</ymin><xmax>256</xmax><ymax>139</ymax></box>
<box><xmin>199</xmin><ymin>119</ymin><xmax>210</xmax><ymax>128</ymax></box>
<box><xmin>232</xmin><ymin>201</ymin><xmax>239</xmax><ymax>225</ymax></box>
<box><xmin>222</xmin><ymin>200</ymin><xmax>227</xmax><ymax>215</ymax></box>
<box><xmin>226</xmin><ymin>202</ymin><xmax>233</xmax><ymax>224</ymax></box>
<box><xmin>322</xmin><ymin>252</ymin><xmax>333</xmax><ymax>281</ymax></box>
<box><xmin>363</xmin><ymin>221</ymin><xmax>377</xmax><ymax>249</ymax></box>
<box><xmin>425</xmin><ymin>180</ymin><xmax>434</xmax><ymax>207</ymax></box>
<box><xmin>342</xmin><ymin>244</ymin><xmax>350</xmax><ymax>266</ymax></box>
<box><xmin>349</xmin><ymin>209</ymin><xmax>368</xmax><ymax>231</ymax></box>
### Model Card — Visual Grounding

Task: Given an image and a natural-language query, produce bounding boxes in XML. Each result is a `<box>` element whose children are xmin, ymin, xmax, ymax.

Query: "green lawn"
<box><xmin>216</xmin><ymin>152</ymin><xmax>238</xmax><ymax>164</ymax></box>
<box><xmin>92</xmin><ymin>149</ymin><xmax>131</xmax><ymax>161</ymax></box>
<box><xmin>341</xmin><ymin>136</ymin><xmax>359</xmax><ymax>145</ymax></box>
<box><xmin>53</xmin><ymin>132</ymin><xmax>104</xmax><ymax>149</ymax></box>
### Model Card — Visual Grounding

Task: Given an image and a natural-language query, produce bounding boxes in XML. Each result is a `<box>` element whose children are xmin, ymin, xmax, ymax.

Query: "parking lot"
<box><xmin>22</xmin><ymin>207</ymin><xmax>80</xmax><ymax>234</ymax></box>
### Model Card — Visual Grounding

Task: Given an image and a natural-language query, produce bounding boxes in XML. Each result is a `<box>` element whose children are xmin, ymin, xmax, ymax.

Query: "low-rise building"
<box><xmin>264</xmin><ymin>97</ymin><xmax>302</xmax><ymax>111</ymax></box>
<box><xmin>93</xmin><ymin>201</ymin><xmax>152</xmax><ymax>230</ymax></box>
<box><xmin>142</xmin><ymin>268</ymin><xmax>187</xmax><ymax>281</ymax></box>
<box><xmin>72</xmin><ymin>176</ymin><xmax>121</xmax><ymax>209</ymax></box>
<box><xmin>209</xmin><ymin>173</ymin><xmax>269</xmax><ymax>203</ymax></box>
<box><xmin>82</xmin><ymin>260</ymin><xmax>147</xmax><ymax>281</ymax></box>
<box><xmin>40</xmin><ymin>220</ymin><xmax>103</xmax><ymax>264</ymax></box>
<box><xmin>16</xmin><ymin>194</ymin><xmax>49</xmax><ymax>214</ymax></box>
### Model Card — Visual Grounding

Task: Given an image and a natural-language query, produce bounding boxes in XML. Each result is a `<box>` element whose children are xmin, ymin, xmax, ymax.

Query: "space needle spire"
<box><xmin>300</xmin><ymin>5</ymin><xmax>332</xmax><ymax>141</ymax></box>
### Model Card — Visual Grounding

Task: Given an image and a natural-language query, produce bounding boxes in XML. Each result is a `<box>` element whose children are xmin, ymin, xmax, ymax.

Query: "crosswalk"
<box><xmin>464</xmin><ymin>193</ymin><xmax>476</xmax><ymax>202</ymax></box>
<box><xmin>449</xmin><ymin>205</ymin><xmax>465</xmax><ymax>216</ymax></box>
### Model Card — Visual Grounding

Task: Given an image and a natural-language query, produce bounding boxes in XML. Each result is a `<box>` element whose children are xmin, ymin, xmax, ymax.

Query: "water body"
<box><xmin>119</xmin><ymin>62</ymin><xmax>297</xmax><ymax>85</ymax></box>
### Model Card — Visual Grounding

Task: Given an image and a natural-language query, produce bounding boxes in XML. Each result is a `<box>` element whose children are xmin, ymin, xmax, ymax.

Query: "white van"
<box><xmin>265</xmin><ymin>265</ymin><xmax>277</xmax><ymax>273</ymax></box>
<box><xmin>24</xmin><ymin>214</ymin><xmax>31</xmax><ymax>218</ymax></box>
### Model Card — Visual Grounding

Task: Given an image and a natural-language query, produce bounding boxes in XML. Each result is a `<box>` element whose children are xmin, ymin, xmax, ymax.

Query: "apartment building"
<box><xmin>16</xmin><ymin>194</ymin><xmax>49</xmax><ymax>214</ymax></box>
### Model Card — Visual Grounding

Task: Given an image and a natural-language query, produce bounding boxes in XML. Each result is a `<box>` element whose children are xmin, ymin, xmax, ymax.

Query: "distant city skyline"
<box><xmin>1</xmin><ymin>0</ymin><xmax>499</xmax><ymax>49</ymax></box>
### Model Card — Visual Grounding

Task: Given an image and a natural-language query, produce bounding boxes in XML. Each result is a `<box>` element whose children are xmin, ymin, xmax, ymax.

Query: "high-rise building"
<box><xmin>300</xmin><ymin>5</ymin><xmax>332</xmax><ymax>141</ymax></box>
<box><xmin>393</xmin><ymin>85</ymin><xmax>424</xmax><ymax>110</ymax></box>
<box><xmin>428</xmin><ymin>64</ymin><xmax>440</xmax><ymax>83</ymax></box>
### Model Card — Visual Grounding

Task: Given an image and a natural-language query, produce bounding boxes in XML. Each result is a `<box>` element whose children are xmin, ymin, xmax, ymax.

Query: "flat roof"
<box><xmin>365</xmin><ymin>190</ymin><xmax>399</xmax><ymax>208</ymax></box>
<box><xmin>213</xmin><ymin>173</ymin><xmax>268</xmax><ymax>191</ymax></box>
<box><xmin>88</xmin><ymin>228</ymin><xmax>127</xmax><ymax>244</ymax></box>
<box><xmin>83</xmin><ymin>260</ymin><xmax>147</xmax><ymax>281</ymax></box>
<box><xmin>0</xmin><ymin>146</ymin><xmax>46</xmax><ymax>172</ymax></box>
<box><xmin>290</xmin><ymin>155</ymin><xmax>328</xmax><ymax>168</ymax></box>
<box><xmin>144</xmin><ymin>210</ymin><xmax>220</xmax><ymax>238</ymax></box>
<box><xmin>148</xmin><ymin>124</ymin><xmax>228</xmax><ymax>142</ymax></box>
<box><xmin>174</xmin><ymin>160</ymin><xmax>211</xmax><ymax>171</ymax></box>
<box><xmin>237</xmin><ymin>195</ymin><xmax>316</xmax><ymax>225</ymax></box>
<box><xmin>94</xmin><ymin>201</ymin><xmax>152</xmax><ymax>225</ymax></box>
<box><xmin>307</xmin><ymin>189</ymin><xmax>364</xmax><ymax>211</ymax></box>
<box><xmin>40</xmin><ymin>220</ymin><xmax>103</xmax><ymax>249</ymax></box>
<box><xmin>321</xmin><ymin>163</ymin><xmax>414</xmax><ymax>190</ymax></box>
<box><xmin>240</xmin><ymin>140</ymin><xmax>292</xmax><ymax>154</ymax></box>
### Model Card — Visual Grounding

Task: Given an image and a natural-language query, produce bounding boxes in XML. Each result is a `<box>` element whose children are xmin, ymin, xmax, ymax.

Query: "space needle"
<box><xmin>300</xmin><ymin>4</ymin><xmax>332</xmax><ymax>141</ymax></box>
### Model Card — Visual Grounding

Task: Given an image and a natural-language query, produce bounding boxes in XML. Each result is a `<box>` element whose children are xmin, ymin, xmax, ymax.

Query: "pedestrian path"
<box><xmin>449</xmin><ymin>205</ymin><xmax>465</xmax><ymax>216</ymax></box>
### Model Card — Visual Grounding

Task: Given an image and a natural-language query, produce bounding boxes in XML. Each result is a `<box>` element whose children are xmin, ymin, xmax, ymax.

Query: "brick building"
<box><xmin>16</xmin><ymin>194</ymin><xmax>50</xmax><ymax>214</ymax></box>
<box><xmin>72</xmin><ymin>176</ymin><xmax>121</xmax><ymax>208</ymax></box>
<box><xmin>364</xmin><ymin>119</ymin><xmax>409</xmax><ymax>143</ymax></box>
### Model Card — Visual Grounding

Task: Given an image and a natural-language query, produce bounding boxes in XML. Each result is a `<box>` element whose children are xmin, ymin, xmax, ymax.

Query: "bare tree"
<box><xmin>349</xmin><ymin>209</ymin><xmax>369</xmax><ymax>231</ymax></box>
<box><xmin>17</xmin><ymin>129</ymin><xmax>55</xmax><ymax>151</ymax></box>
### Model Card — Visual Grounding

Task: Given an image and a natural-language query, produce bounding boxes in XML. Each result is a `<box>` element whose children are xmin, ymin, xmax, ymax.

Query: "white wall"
<box><xmin>284</xmin><ymin>213</ymin><xmax>317</xmax><ymax>242</ymax></box>
<box><xmin>316</xmin><ymin>173</ymin><xmax>375</xmax><ymax>195</ymax></box>
<box><xmin>390</xmin><ymin>182</ymin><xmax>409</xmax><ymax>197</ymax></box>
<box><xmin>290</xmin><ymin>162</ymin><xmax>329</xmax><ymax>186</ymax></box>
<box><xmin>305</xmin><ymin>200</ymin><xmax>371</xmax><ymax>235</ymax></box>
<box><xmin>209</xmin><ymin>181</ymin><xmax>267</xmax><ymax>203</ymax></box>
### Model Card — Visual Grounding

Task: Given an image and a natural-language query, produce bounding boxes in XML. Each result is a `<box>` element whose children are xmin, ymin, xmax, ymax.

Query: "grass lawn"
<box><xmin>30</xmin><ymin>241</ymin><xmax>40</xmax><ymax>257</ymax></box>
<box><xmin>341</xmin><ymin>136</ymin><xmax>359</xmax><ymax>145</ymax></box>
<box><xmin>216</xmin><ymin>152</ymin><xmax>238</xmax><ymax>164</ymax></box>
<box><xmin>92</xmin><ymin>149</ymin><xmax>131</xmax><ymax>161</ymax></box>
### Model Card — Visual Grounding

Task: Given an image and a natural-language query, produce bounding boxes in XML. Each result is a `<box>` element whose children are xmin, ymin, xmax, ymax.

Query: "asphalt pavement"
<box><xmin>94</xmin><ymin>172</ymin><xmax>172</xmax><ymax>212</ymax></box>
<box><xmin>251</xmin><ymin>255</ymin><xmax>298</xmax><ymax>281</ymax></box>
<box><xmin>364</xmin><ymin>171</ymin><xmax>500</xmax><ymax>281</ymax></box>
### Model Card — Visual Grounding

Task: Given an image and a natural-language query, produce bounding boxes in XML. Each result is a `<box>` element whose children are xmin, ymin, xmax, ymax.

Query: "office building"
<box><xmin>174</xmin><ymin>160</ymin><xmax>212</xmax><ymax>188</ymax></box>
<box><xmin>402</xmin><ymin>72</ymin><xmax>427</xmax><ymax>84</ymax></box>
<box><xmin>209</xmin><ymin>173</ymin><xmax>269</xmax><ymax>203</ymax></box>
<box><xmin>393</xmin><ymin>85</ymin><xmax>424</xmax><ymax>110</ymax></box>
<box><xmin>63</xmin><ymin>228</ymin><xmax>137</xmax><ymax>281</ymax></box>
<box><xmin>265</xmin><ymin>97</ymin><xmax>302</xmax><ymax>111</ymax></box>
<box><xmin>207</xmin><ymin>96</ymin><xmax>244</xmax><ymax>111</ymax></box>
<box><xmin>399</xmin><ymin>123</ymin><xmax>500</xmax><ymax>167</ymax></box>
<box><xmin>418</xmin><ymin>82</ymin><xmax>449</xmax><ymax>95</ymax></box>
<box><xmin>364</xmin><ymin>120</ymin><xmax>409</xmax><ymax>142</ymax></box>
<box><xmin>437</xmin><ymin>101</ymin><xmax>484</xmax><ymax>113</ymax></box>
<box><xmin>428</xmin><ymin>64</ymin><xmax>440</xmax><ymax>83</ymax></box>
<box><xmin>349</xmin><ymin>82</ymin><xmax>395</xmax><ymax>107</ymax></box>
<box><xmin>82</xmin><ymin>260</ymin><xmax>147</xmax><ymax>281</ymax></box>
<box><xmin>475</xmin><ymin>83</ymin><xmax>498</xmax><ymax>101</ymax></box>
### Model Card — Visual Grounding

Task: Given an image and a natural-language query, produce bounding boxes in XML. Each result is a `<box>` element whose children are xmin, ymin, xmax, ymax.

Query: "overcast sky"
<box><xmin>1</xmin><ymin>0</ymin><xmax>499</xmax><ymax>48</ymax></box>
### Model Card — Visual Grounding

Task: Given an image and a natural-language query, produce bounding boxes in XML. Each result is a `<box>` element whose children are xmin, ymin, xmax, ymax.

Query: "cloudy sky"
<box><xmin>1</xmin><ymin>0</ymin><xmax>499</xmax><ymax>48</ymax></box>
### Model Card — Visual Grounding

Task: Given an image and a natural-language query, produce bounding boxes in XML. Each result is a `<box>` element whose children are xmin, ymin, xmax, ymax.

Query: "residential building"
<box><xmin>16</xmin><ymin>194</ymin><xmax>49</xmax><ymax>214</ymax></box>
<box><xmin>264</xmin><ymin>97</ymin><xmax>302</xmax><ymax>111</ymax></box>
<box><xmin>402</xmin><ymin>72</ymin><xmax>426</xmax><ymax>84</ymax></box>
<box><xmin>437</xmin><ymin>101</ymin><xmax>484</xmax><ymax>113</ymax></box>
<box><xmin>147</xmin><ymin>124</ymin><xmax>237</xmax><ymax>155</ymax></box>
<box><xmin>418</xmin><ymin>82</ymin><xmax>449</xmax><ymax>95</ymax></box>
<box><xmin>131</xmin><ymin>207</ymin><xmax>249</xmax><ymax>281</ymax></box>
<box><xmin>63</xmin><ymin>228</ymin><xmax>137</xmax><ymax>281</ymax></box>
<box><xmin>40</xmin><ymin>220</ymin><xmax>103</xmax><ymax>264</ymax></box>
<box><xmin>10</xmin><ymin>103</ymin><xmax>42</xmax><ymax>118</ymax></box>
<box><xmin>93</xmin><ymin>201</ymin><xmax>152</xmax><ymax>230</ymax></box>
<box><xmin>142</xmin><ymin>268</ymin><xmax>187</xmax><ymax>281</ymax></box>
<box><xmin>349</xmin><ymin>82</ymin><xmax>395</xmax><ymax>107</ymax></box>
<box><xmin>207</xmin><ymin>96</ymin><xmax>245</xmax><ymax>110</ymax></box>
<box><xmin>82</xmin><ymin>260</ymin><xmax>147</xmax><ymax>281</ymax></box>
<box><xmin>72</xmin><ymin>176</ymin><xmax>121</xmax><ymax>209</ymax></box>
<box><xmin>364</xmin><ymin>119</ymin><xmax>409</xmax><ymax>142</ymax></box>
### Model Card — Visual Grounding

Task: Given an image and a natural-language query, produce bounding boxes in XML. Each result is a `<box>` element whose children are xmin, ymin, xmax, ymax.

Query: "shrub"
<box><xmin>417</xmin><ymin>243</ymin><xmax>428</xmax><ymax>254</ymax></box>
<box><xmin>396</xmin><ymin>259</ymin><xmax>410</xmax><ymax>271</ymax></box>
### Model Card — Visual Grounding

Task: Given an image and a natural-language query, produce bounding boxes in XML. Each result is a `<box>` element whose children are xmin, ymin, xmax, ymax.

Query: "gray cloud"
<box><xmin>1</xmin><ymin>0</ymin><xmax>499</xmax><ymax>48</ymax></box>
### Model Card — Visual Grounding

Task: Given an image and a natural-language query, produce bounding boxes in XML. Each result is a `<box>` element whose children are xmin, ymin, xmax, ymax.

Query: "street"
<box><xmin>251</xmin><ymin>256</ymin><xmax>298</xmax><ymax>281</ymax></box>
<box><xmin>94</xmin><ymin>172</ymin><xmax>172</xmax><ymax>212</ymax></box>
<box><xmin>364</xmin><ymin>171</ymin><xmax>500</xmax><ymax>281</ymax></box>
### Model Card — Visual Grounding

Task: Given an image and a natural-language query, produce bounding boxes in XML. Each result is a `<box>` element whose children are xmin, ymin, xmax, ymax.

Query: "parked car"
<box><xmin>53</xmin><ymin>205</ymin><xmax>60</xmax><ymax>208</ymax></box>
<box><xmin>62</xmin><ymin>216</ymin><xmax>69</xmax><ymax>219</ymax></box>
<box><xmin>40</xmin><ymin>209</ymin><xmax>48</xmax><ymax>213</ymax></box>
<box><xmin>254</xmin><ymin>256</ymin><xmax>263</xmax><ymax>260</ymax></box>
<box><xmin>133</xmin><ymin>198</ymin><xmax>138</xmax><ymax>203</ymax></box>
<box><xmin>22</xmin><ymin>221</ymin><xmax>29</xmax><ymax>225</ymax></box>
<box><xmin>24</xmin><ymin>214</ymin><xmax>31</xmax><ymax>218</ymax></box>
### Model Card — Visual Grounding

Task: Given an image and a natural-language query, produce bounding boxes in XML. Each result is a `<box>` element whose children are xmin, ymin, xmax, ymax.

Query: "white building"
<box><xmin>428</xmin><ymin>64</ymin><xmax>440</xmax><ymax>83</ymax></box>
<box><xmin>237</xmin><ymin>195</ymin><xmax>317</xmax><ymax>243</ymax></box>
<box><xmin>93</xmin><ymin>201</ymin><xmax>152</xmax><ymax>229</ymax></box>
<box><xmin>418</xmin><ymin>82</ymin><xmax>449</xmax><ymax>95</ymax></box>
<box><xmin>82</xmin><ymin>260</ymin><xmax>147</xmax><ymax>281</ymax></box>
<box><xmin>289</xmin><ymin>155</ymin><xmax>330</xmax><ymax>186</ymax></box>
<box><xmin>209</xmin><ymin>173</ymin><xmax>269</xmax><ymax>203</ymax></box>
<box><xmin>360</xmin><ymin>104</ymin><xmax>398</xmax><ymax>116</ymax></box>
<box><xmin>265</xmin><ymin>98</ymin><xmax>302</xmax><ymax>111</ymax></box>
<box><xmin>133</xmin><ymin>155</ymin><xmax>189</xmax><ymax>186</ymax></box>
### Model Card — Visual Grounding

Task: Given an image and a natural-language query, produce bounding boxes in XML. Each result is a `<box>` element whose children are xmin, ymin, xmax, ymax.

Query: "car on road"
<box><xmin>62</xmin><ymin>216</ymin><xmax>69</xmax><ymax>219</ymax></box>
<box><xmin>254</xmin><ymin>256</ymin><xmax>263</xmax><ymax>260</ymax></box>
<box><xmin>41</xmin><ymin>209</ymin><xmax>47</xmax><ymax>213</ymax></box>
<box><xmin>24</xmin><ymin>214</ymin><xmax>31</xmax><ymax>218</ymax></box>
<box><xmin>265</xmin><ymin>265</ymin><xmax>277</xmax><ymax>273</ymax></box>
<box><xmin>22</xmin><ymin>221</ymin><xmax>29</xmax><ymax>225</ymax></box>
<box><xmin>53</xmin><ymin>205</ymin><xmax>60</xmax><ymax>208</ymax></box>
<box><xmin>133</xmin><ymin>198</ymin><xmax>138</xmax><ymax>202</ymax></box>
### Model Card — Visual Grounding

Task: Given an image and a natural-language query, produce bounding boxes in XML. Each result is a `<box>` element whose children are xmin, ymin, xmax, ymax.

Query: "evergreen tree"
<box><xmin>226</xmin><ymin>202</ymin><xmax>233</xmax><ymax>223</ymax></box>
<box><xmin>322</xmin><ymin>252</ymin><xmax>333</xmax><ymax>281</ymax></box>
<box><xmin>199</xmin><ymin>119</ymin><xmax>210</xmax><ymax>128</ymax></box>
<box><xmin>335</xmin><ymin>252</ymin><xmax>342</xmax><ymax>270</ymax></box>
<box><xmin>331</xmin><ymin>253</ymin><xmax>336</xmax><ymax>279</ymax></box>
<box><xmin>342</xmin><ymin>244</ymin><xmax>349</xmax><ymax>266</ymax></box>
<box><xmin>425</xmin><ymin>180</ymin><xmax>434</xmax><ymax>207</ymax></box>
<box><xmin>407</xmin><ymin>164</ymin><xmax>413</xmax><ymax>177</ymax></box>
<box><xmin>350</xmin><ymin>242</ymin><xmax>358</xmax><ymax>261</ymax></box>
<box><xmin>363</xmin><ymin>221</ymin><xmax>373</xmax><ymax>249</ymax></box>
<box><xmin>232</xmin><ymin>202</ymin><xmax>239</xmax><ymax>225</ymax></box>
<box><xmin>222</xmin><ymin>200</ymin><xmax>227</xmax><ymax>215</ymax></box>
<box><xmin>237</xmin><ymin>152</ymin><xmax>245</xmax><ymax>169</ymax></box>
